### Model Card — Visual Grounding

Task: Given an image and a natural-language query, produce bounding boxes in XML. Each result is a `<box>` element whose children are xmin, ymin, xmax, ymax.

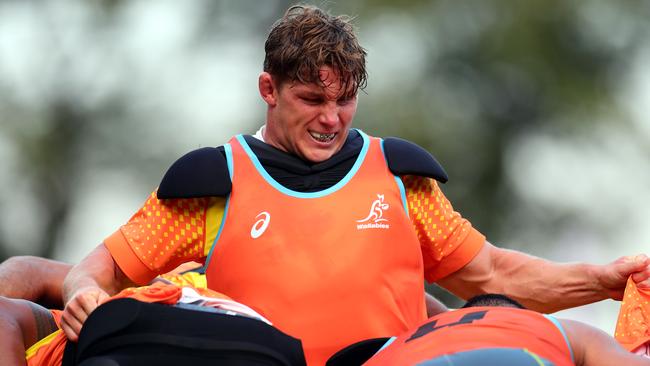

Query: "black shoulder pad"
<box><xmin>383</xmin><ymin>137</ymin><xmax>448</xmax><ymax>183</ymax></box>
<box><xmin>157</xmin><ymin>147</ymin><xmax>231</xmax><ymax>199</ymax></box>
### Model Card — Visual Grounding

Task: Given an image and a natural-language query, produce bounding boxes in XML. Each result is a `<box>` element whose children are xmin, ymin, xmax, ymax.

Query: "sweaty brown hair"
<box><xmin>263</xmin><ymin>4</ymin><xmax>367</xmax><ymax>96</ymax></box>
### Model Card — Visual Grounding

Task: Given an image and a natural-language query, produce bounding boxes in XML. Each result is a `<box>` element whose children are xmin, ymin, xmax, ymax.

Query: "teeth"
<box><xmin>310</xmin><ymin>131</ymin><xmax>336</xmax><ymax>142</ymax></box>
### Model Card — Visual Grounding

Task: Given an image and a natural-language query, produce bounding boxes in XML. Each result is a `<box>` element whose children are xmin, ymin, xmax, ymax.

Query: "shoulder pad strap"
<box><xmin>383</xmin><ymin>137</ymin><xmax>448</xmax><ymax>183</ymax></box>
<box><xmin>157</xmin><ymin>147</ymin><xmax>231</xmax><ymax>199</ymax></box>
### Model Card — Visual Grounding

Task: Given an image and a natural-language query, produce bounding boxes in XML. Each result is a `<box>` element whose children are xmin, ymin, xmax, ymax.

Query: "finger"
<box><xmin>64</xmin><ymin>298</ymin><xmax>91</xmax><ymax>326</ymax></box>
<box><xmin>60</xmin><ymin>312</ymin><xmax>82</xmax><ymax>342</ymax></box>
<box><xmin>76</xmin><ymin>292</ymin><xmax>103</xmax><ymax>316</ymax></box>
<box><xmin>631</xmin><ymin>272</ymin><xmax>649</xmax><ymax>283</ymax></box>
<box><xmin>631</xmin><ymin>266</ymin><xmax>650</xmax><ymax>285</ymax></box>
<box><xmin>637</xmin><ymin>279</ymin><xmax>650</xmax><ymax>290</ymax></box>
<box><xmin>634</xmin><ymin>254</ymin><xmax>650</xmax><ymax>266</ymax></box>
<box><xmin>96</xmin><ymin>290</ymin><xmax>110</xmax><ymax>305</ymax></box>
<box><xmin>615</xmin><ymin>255</ymin><xmax>649</xmax><ymax>276</ymax></box>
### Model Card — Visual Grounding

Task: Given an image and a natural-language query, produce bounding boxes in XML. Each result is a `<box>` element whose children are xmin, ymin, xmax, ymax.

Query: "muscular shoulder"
<box><xmin>157</xmin><ymin>147</ymin><xmax>231</xmax><ymax>199</ymax></box>
<box><xmin>383</xmin><ymin>137</ymin><xmax>448</xmax><ymax>183</ymax></box>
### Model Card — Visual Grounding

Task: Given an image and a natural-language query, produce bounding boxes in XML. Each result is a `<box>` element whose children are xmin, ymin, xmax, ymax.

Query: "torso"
<box><xmin>205</xmin><ymin>132</ymin><xmax>427</xmax><ymax>365</ymax></box>
<box><xmin>365</xmin><ymin>306</ymin><xmax>575</xmax><ymax>366</ymax></box>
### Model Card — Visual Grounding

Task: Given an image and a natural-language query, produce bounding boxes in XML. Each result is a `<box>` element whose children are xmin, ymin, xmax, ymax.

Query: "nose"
<box><xmin>319</xmin><ymin>102</ymin><xmax>340</xmax><ymax>126</ymax></box>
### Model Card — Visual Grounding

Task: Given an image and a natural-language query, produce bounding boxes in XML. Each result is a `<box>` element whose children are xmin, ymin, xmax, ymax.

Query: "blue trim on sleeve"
<box><xmin>224</xmin><ymin>143</ymin><xmax>233</xmax><ymax>179</ymax></box>
<box><xmin>234</xmin><ymin>129</ymin><xmax>370</xmax><ymax>198</ymax></box>
<box><xmin>543</xmin><ymin>314</ymin><xmax>575</xmax><ymax>363</ymax></box>
<box><xmin>417</xmin><ymin>348</ymin><xmax>555</xmax><ymax>366</ymax></box>
<box><xmin>394</xmin><ymin>177</ymin><xmax>408</xmax><ymax>218</ymax></box>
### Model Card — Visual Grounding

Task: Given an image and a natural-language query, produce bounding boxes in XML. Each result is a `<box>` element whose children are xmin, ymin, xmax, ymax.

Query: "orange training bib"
<box><xmin>206</xmin><ymin>132</ymin><xmax>426</xmax><ymax>365</ymax></box>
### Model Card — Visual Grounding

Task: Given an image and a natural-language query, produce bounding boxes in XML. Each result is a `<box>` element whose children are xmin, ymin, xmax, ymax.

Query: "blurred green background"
<box><xmin>1</xmin><ymin>0</ymin><xmax>649</xmax><ymax>332</ymax></box>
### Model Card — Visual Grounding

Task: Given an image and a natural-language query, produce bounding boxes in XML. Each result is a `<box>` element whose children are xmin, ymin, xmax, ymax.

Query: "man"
<box><xmin>0</xmin><ymin>282</ymin><xmax>305</xmax><ymax>366</ymax></box>
<box><xmin>60</xmin><ymin>5</ymin><xmax>650</xmax><ymax>365</ymax></box>
<box><xmin>329</xmin><ymin>294</ymin><xmax>650</xmax><ymax>366</ymax></box>
<box><xmin>0</xmin><ymin>255</ymin><xmax>447</xmax><ymax>314</ymax></box>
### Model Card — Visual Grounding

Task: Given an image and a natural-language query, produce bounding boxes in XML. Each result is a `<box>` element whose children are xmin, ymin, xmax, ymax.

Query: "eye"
<box><xmin>337</xmin><ymin>95</ymin><xmax>356</xmax><ymax>106</ymax></box>
<box><xmin>301</xmin><ymin>96</ymin><xmax>322</xmax><ymax>104</ymax></box>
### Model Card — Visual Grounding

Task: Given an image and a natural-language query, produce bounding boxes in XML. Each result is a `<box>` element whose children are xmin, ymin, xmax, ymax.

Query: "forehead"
<box><xmin>286</xmin><ymin>67</ymin><xmax>356</xmax><ymax>98</ymax></box>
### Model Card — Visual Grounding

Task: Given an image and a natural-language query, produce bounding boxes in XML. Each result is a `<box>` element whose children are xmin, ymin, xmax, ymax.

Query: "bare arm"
<box><xmin>425</xmin><ymin>292</ymin><xmax>449</xmax><ymax>316</ymax></box>
<box><xmin>0</xmin><ymin>297</ymin><xmax>60</xmax><ymax>366</ymax></box>
<box><xmin>0</xmin><ymin>256</ymin><xmax>72</xmax><ymax>308</ymax></box>
<box><xmin>61</xmin><ymin>243</ymin><xmax>135</xmax><ymax>341</ymax></box>
<box><xmin>561</xmin><ymin>318</ymin><xmax>650</xmax><ymax>366</ymax></box>
<box><xmin>437</xmin><ymin>241</ymin><xmax>650</xmax><ymax>313</ymax></box>
<box><xmin>0</xmin><ymin>297</ymin><xmax>30</xmax><ymax>366</ymax></box>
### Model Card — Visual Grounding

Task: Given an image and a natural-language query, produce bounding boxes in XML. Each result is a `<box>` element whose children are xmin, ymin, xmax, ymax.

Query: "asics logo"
<box><xmin>251</xmin><ymin>211</ymin><xmax>271</xmax><ymax>239</ymax></box>
<box><xmin>357</xmin><ymin>194</ymin><xmax>390</xmax><ymax>230</ymax></box>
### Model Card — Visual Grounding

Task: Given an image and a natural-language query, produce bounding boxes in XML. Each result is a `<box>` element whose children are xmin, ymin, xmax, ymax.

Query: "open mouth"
<box><xmin>309</xmin><ymin>131</ymin><xmax>337</xmax><ymax>143</ymax></box>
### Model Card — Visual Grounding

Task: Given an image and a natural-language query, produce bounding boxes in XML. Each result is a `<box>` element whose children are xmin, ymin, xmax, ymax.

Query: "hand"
<box><xmin>598</xmin><ymin>254</ymin><xmax>650</xmax><ymax>300</ymax></box>
<box><xmin>631</xmin><ymin>255</ymin><xmax>650</xmax><ymax>290</ymax></box>
<box><xmin>60</xmin><ymin>286</ymin><xmax>109</xmax><ymax>342</ymax></box>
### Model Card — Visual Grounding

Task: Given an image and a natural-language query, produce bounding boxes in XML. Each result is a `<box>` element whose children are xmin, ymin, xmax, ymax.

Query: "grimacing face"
<box><xmin>261</xmin><ymin>66</ymin><xmax>358</xmax><ymax>163</ymax></box>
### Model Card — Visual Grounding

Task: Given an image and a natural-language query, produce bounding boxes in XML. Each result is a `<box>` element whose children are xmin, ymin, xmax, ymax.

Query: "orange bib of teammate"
<box><xmin>206</xmin><ymin>132</ymin><xmax>426</xmax><ymax>365</ymax></box>
<box><xmin>365</xmin><ymin>307</ymin><xmax>575</xmax><ymax>366</ymax></box>
<box><xmin>615</xmin><ymin>277</ymin><xmax>650</xmax><ymax>352</ymax></box>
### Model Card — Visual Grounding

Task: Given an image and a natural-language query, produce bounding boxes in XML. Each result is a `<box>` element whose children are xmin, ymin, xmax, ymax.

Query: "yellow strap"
<box><xmin>25</xmin><ymin>329</ymin><xmax>62</xmax><ymax>359</ymax></box>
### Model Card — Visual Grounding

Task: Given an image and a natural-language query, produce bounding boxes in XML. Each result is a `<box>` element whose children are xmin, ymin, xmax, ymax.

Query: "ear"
<box><xmin>258</xmin><ymin>72</ymin><xmax>278</xmax><ymax>106</ymax></box>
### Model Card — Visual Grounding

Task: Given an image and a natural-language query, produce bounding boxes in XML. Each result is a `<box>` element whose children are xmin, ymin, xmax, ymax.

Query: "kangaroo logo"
<box><xmin>357</xmin><ymin>194</ymin><xmax>390</xmax><ymax>225</ymax></box>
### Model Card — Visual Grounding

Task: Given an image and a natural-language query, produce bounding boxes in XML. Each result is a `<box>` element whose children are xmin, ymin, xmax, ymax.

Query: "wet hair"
<box><xmin>461</xmin><ymin>294</ymin><xmax>526</xmax><ymax>309</ymax></box>
<box><xmin>263</xmin><ymin>4</ymin><xmax>367</xmax><ymax>96</ymax></box>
